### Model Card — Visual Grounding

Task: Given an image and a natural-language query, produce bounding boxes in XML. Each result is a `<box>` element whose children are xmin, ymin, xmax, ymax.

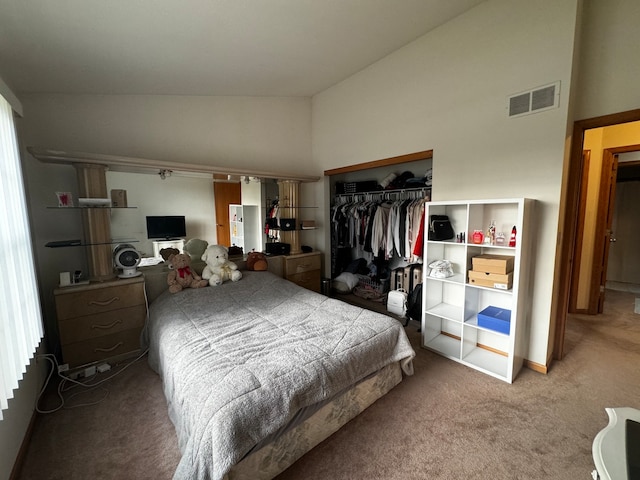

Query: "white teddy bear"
<box><xmin>201</xmin><ymin>244</ymin><xmax>242</xmax><ymax>286</ymax></box>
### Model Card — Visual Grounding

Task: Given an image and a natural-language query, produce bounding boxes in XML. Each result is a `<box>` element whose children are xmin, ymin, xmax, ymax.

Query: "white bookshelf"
<box><xmin>229</xmin><ymin>205</ymin><xmax>260</xmax><ymax>254</ymax></box>
<box><xmin>421</xmin><ymin>198</ymin><xmax>534</xmax><ymax>383</ymax></box>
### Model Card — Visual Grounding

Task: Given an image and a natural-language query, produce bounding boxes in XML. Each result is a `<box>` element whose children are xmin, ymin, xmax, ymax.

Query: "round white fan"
<box><xmin>113</xmin><ymin>244</ymin><xmax>142</xmax><ymax>278</ymax></box>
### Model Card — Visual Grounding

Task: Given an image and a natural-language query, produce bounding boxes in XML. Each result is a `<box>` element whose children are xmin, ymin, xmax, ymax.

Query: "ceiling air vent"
<box><xmin>508</xmin><ymin>81</ymin><xmax>560</xmax><ymax>118</ymax></box>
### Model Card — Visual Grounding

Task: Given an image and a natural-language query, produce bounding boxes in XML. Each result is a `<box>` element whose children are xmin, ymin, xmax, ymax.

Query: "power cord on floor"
<box><xmin>35</xmin><ymin>348</ymin><xmax>149</xmax><ymax>414</ymax></box>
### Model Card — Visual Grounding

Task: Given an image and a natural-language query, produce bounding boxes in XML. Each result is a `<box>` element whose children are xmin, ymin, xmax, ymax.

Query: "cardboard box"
<box><xmin>477</xmin><ymin>306</ymin><xmax>511</xmax><ymax>334</ymax></box>
<box><xmin>468</xmin><ymin>270</ymin><xmax>513</xmax><ymax>290</ymax></box>
<box><xmin>110</xmin><ymin>189</ymin><xmax>127</xmax><ymax>208</ymax></box>
<box><xmin>472</xmin><ymin>254</ymin><xmax>514</xmax><ymax>274</ymax></box>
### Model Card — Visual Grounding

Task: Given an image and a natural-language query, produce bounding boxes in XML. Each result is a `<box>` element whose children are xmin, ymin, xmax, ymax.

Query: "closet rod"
<box><xmin>334</xmin><ymin>186</ymin><xmax>431</xmax><ymax>203</ymax></box>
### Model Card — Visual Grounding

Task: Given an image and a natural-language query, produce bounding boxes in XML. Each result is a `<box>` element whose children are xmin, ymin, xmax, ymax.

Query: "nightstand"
<box><xmin>54</xmin><ymin>276</ymin><xmax>146</xmax><ymax>367</ymax></box>
<box><xmin>283</xmin><ymin>251</ymin><xmax>322</xmax><ymax>293</ymax></box>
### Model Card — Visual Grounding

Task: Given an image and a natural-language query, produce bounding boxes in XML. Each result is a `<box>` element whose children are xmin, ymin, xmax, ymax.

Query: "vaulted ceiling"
<box><xmin>0</xmin><ymin>0</ymin><xmax>485</xmax><ymax>97</ymax></box>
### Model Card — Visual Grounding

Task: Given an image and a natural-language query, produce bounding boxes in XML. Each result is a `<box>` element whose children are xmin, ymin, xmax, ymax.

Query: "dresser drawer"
<box><xmin>62</xmin><ymin>328</ymin><xmax>143</xmax><ymax>367</ymax></box>
<box><xmin>56</xmin><ymin>282</ymin><xmax>145</xmax><ymax>320</ymax></box>
<box><xmin>287</xmin><ymin>270</ymin><xmax>321</xmax><ymax>293</ymax></box>
<box><xmin>58</xmin><ymin>304</ymin><xmax>146</xmax><ymax>345</ymax></box>
<box><xmin>284</xmin><ymin>253</ymin><xmax>321</xmax><ymax>276</ymax></box>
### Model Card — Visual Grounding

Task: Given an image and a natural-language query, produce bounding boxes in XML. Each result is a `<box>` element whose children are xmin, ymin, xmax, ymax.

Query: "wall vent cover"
<box><xmin>508</xmin><ymin>81</ymin><xmax>560</xmax><ymax>118</ymax></box>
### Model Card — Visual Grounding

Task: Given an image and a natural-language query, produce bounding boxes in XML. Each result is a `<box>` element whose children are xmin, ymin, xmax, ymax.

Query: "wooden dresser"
<box><xmin>267</xmin><ymin>252</ymin><xmax>322</xmax><ymax>293</ymax></box>
<box><xmin>282</xmin><ymin>251</ymin><xmax>322</xmax><ymax>293</ymax></box>
<box><xmin>54</xmin><ymin>276</ymin><xmax>146</xmax><ymax>368</ymax></box>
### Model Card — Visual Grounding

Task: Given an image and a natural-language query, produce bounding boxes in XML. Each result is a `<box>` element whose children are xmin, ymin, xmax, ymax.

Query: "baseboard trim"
<box><xmin>525</xmin><ymin>359</ymin><xmax>548</xmax><ymax>374</ymax></box>
<box><xmin>9</xmin><ymin>411</ymin><xmax>37</xmax><ymax>480</ymax></box>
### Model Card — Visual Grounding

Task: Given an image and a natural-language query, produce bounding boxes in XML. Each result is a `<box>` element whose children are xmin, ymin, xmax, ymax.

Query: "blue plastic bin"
<box><xmin>477</xmin><ymin>306</ymin><xmax>511</xmax><ymax>334</ymax></box>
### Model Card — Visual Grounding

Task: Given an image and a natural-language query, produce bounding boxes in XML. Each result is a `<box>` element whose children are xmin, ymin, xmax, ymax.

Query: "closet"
<box><xmin>325</xmin><ymin>150</ymin><xmax>433</xmax><ymax>314</ymax></box>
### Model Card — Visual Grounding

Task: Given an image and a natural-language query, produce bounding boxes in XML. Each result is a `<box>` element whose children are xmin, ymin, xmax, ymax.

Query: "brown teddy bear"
<box><xmin>246</xmin><ymin>251</ymin><xmax>268</xmax><ymax>271</ymax></box>
<box><xmin>160</xmin><ymin>247</ymin><xmax>180</xmax><ymax>262</ymax></box>
<box><xmin>167</xmin><ymin>253</ymin><xmax>208</xmax><ymax>293</ymax></box>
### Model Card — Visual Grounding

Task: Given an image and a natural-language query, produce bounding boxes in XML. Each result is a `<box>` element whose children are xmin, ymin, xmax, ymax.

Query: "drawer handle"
<box><xmin>91</xmin><ymin>319</ymin><xmax>122</xmax><ymax>330</ymax></box>
<box><xmin>89</xmin><ymin>296</ymin><xmax>120</xmax><ymax>307</ymax></box>
<box><xmin>298</xmin><ymin>263</ymin><xmax>311</xmax><ymax>268</ymax></box>
<box><xmin>94</xmin><ymin>342</ymin><xmax>123</xmax><ymax>353</ymax></box>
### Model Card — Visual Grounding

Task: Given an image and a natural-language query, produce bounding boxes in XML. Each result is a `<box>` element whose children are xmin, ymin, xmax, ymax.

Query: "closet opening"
<box><xmin>324</xmin><ymin>150</ymin><xmax>433</xmax><ymax>320</ymax></box>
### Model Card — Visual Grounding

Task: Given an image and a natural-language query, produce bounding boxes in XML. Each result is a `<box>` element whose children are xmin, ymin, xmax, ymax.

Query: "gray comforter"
<box><xmin>145</xmin><ymin>270</ymin><xmax>415</xmax><ymax>480</ymax></box>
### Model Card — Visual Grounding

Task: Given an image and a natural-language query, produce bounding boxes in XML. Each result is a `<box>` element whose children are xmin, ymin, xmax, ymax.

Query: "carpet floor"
<box><xmin>16</xmin><ymin>288</ymin><xmax>640</xmax><ymax>480</ymax></box>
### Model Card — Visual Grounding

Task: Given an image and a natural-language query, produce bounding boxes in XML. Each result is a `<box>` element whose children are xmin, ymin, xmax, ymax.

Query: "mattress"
<box><xmin>144</xmin><ymin>270</ymin><xmax>415</xmax><ymax>480</ymax></box>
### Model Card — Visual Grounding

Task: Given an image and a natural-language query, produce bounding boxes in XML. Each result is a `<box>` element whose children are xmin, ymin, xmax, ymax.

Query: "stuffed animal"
<box><xmin>246</xmin><ymin>251</ymin><xmax>268</xmax><ymax>271</ymax></box>
<box><xmin>183</xmin><ymin>238</ymin><xmax>208</xmax><ymax>260</ymax></box>
<box><xmin>201</xmin><ymin>245</ymin><xmax>242</xmax><ymax>286</ymax></box>
<box><xmin>160</xmin><ymin>247</ymin><xmax>180</xmax><ymax>262</ymax></box>
<box><xmin>166</xmin><ymin>253</ymin><xmax>208</xmax><ymax>293</ymax></box>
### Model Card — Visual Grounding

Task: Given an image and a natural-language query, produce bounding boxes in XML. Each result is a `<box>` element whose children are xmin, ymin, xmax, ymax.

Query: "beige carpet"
<box><xmin>17</xmin><ymin>289</ymin><xmax>640</xmax><ymax>480</ymax></box>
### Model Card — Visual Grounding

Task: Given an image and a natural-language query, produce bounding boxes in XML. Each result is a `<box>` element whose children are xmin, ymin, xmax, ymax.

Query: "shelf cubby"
<box><xmin>421</xmin><ymin>198</ymin><xmax>533</xmax><ymax>383</ymax></box>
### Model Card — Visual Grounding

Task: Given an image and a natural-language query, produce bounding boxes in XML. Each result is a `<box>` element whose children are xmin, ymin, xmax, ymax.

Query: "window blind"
<box><xmin>0</xmin><ymin>94</ymin><xmax>43</xmax><ymax>420</ymax></box>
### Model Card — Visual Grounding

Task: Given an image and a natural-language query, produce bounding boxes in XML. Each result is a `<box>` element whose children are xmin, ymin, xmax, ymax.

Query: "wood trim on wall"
<box><xmin>524</xmin><ymin>359</ymin><xmax>548</xmax><ymax>375</ymax></box>
<box><xmin>323</xmin><ymin>150</ymin><xmax>433</xmax><ymax>176</ymax></box>
<box><xmin>9</xmin><ymin>411</ymin><xmax>37</xmax><ymax>480</ymax></box>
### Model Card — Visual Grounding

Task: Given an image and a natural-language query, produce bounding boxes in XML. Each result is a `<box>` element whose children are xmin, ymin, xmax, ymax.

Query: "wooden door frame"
<box><xmin>593</xmin><ymin>149</ymin><xmax>619</xmax><ymax>313</ymax></box>
<box><xmin>553</xmin><ymin>108</ymin><xmax>640</xmax><ymax>360</ymax></box>
<box><xmin>568</xmin><ymin>150</ymin><xmax>591</xmax><ymax>313</ymax></box>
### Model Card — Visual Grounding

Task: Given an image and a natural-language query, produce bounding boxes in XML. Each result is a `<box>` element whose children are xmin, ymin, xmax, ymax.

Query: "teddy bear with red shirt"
<box><xmin>166</xmin><ymin>253</ymin><xmax>208</xmax><ymax>293</ymax></box>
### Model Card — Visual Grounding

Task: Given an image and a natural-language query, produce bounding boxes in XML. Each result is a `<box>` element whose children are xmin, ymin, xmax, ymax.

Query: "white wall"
<box><xmin>107</xmin><ymin>171</ymin><xmax>216</xmax><ymax>257</ymax></box>
<box><xmin>574</xmin><ymin>0</ymin><xmax>640</xmax><ymax>120</ymax></box>
<box><xmin>19</xmin><ymin>94</ymin><xmax>312</xmax><ymax>172</ymax></box>
<box><xmin>312</xmin><ymin>0</ymin><xmax>581</xmax><ymax>366</ymax></box>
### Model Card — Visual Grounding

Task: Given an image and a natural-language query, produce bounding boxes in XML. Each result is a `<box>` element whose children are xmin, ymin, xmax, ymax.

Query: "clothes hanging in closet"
<box><xmin>331</xmin><ymin>196</ymin><xmax>427</xmax><ymax>263</ymax></box>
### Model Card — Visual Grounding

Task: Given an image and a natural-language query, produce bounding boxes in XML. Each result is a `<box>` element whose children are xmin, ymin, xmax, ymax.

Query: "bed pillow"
<box><xmin>332</xmin><ymin>272</ymin><xmax>359</xmax><ymax>294</ymax></box>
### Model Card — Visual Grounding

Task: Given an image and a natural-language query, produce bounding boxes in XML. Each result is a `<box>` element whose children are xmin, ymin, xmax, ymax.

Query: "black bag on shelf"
<box><xmin>428</xmin><ymin>215</ymin><xmax>454</xmax><ymax>241</ymax></box>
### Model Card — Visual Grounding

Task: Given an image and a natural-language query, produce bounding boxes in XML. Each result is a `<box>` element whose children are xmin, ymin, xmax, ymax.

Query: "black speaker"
<box><xmin>280</xmin><ymin>218</ymin><xmax>296</xmax><ymax>231</ymax></box>
<box><xmin>265</xmin><ymin>242</ymin><xmax>290</xmax><ymax>255</ymax></box>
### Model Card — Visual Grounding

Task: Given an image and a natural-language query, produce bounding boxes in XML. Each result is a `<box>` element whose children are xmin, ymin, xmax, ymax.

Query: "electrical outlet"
<box><xmin>97</xmin><ymin>363</ymin><xmax>111</xmax><ymax>373</ymax></box>
<box><xmin>58</xmin><ymin>363</ymin><xmax>69</xmax><ymax>374</ymax></box>
<box><xmin>84</xmin><ymin>365</ymin><xmax>97</xmax><ymax>378</ymax></box>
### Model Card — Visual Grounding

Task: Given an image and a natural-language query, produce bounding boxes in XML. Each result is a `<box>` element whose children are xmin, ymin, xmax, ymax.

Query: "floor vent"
<box><xmin>508</xmin><ymin>81</ymin><xmax>560</xmax><ymax>118</ymax></box>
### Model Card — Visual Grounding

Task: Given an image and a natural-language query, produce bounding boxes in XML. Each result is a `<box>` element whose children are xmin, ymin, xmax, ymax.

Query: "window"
<box><xmin>0</xmin><ymin>94</ymin><xmax>43</xmax><ymax>420</ymax></box>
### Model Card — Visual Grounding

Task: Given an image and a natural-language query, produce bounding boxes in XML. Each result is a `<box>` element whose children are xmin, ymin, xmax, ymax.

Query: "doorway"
<box><xmin>607</xmin><ymin>156</ymin><xmax>640</xmax><ymax>294</ymax></box>
<box><xmin>213</xmin><ymin>179</ymin><xmax>241</xmax><ymax>247</ymax></box>
<box><xmin>554</xmin><ymin>109</ymin><xmax>640</xmax><ymax>360</ymax></box>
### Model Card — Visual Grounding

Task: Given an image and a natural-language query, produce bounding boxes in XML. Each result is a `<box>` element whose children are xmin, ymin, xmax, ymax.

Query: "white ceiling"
<box><xmin>0</xmin><ymin>0</ymin><xmax>485</xmax><ymax>97</ymax></box>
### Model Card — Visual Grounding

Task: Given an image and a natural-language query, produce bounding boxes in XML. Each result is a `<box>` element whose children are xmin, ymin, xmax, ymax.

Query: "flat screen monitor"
<box><xmin>146</xmin><ymin>216</ymin><xmax>186</xmax><ymax>240</ymax></box>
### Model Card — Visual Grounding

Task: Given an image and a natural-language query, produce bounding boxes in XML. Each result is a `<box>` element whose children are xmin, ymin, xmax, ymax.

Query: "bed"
<box><xmin>143</xmin><ymin>268</ymin><xmax>415</xmax><ymax>480</ymax></box>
